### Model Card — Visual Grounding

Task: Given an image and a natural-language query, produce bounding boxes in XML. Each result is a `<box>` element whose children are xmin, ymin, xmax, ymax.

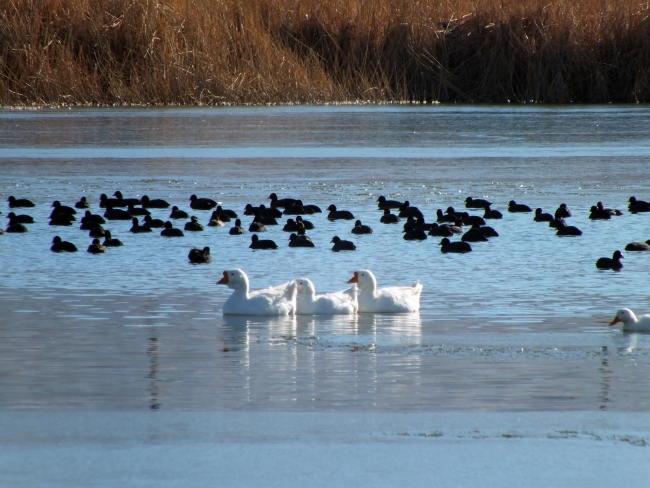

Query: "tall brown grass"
<box><xmin>1</xmin><ymin>0</ymin><xmax>649</xmax><ymax>105</ymax></box>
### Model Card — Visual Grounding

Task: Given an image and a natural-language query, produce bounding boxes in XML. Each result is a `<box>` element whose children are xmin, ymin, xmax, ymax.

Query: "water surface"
<box><xmin>1</xmin><ymin>105</ymin><xmax>649</xmax><ymax>411</ymax></box>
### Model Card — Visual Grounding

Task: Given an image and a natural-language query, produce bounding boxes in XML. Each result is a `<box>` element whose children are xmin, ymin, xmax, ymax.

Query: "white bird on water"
<box><xmin>609</xmin><ymin>308</ymin><xmax>650</xmax><ymax>332</ymax></box>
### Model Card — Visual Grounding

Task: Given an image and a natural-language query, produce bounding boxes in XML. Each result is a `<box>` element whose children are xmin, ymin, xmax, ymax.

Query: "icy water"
<box><xmin>1</xmin><ymin>105</ymin><xmax>650</xmax><ymax>412</ymax></box>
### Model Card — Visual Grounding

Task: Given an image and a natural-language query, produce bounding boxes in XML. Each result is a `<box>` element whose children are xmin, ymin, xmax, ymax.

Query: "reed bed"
<box><xmin>1</xmin><ymin>0</ymin><xmax>649</xmax><ymax>105</ymax></box>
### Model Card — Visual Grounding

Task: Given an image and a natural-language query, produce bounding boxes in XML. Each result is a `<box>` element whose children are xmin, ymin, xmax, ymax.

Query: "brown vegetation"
<box><xmin>1</xmin><ymin>0</ymin><xmax>649</xmax><ymax>105</ymax></box>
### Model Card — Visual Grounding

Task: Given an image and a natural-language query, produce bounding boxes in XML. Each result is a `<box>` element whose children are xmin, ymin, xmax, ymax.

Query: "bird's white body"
<box><xmin>218</xmin><ymin>269</ymin><xmax>296</xmax><ymax>316</ymax></box>
<box><xmin>610</xmin><ymin>308</ymin><xmax>650</xmax><ymax>331</ymax></box>
<box><xmin>349</xmin><ymin>269</ymin><xmax>422</xmax><ymax>313</ymax></box>
<box><xmin>295</xmin><ymin>278</ymin><xmax>358</xmax><ymax>315</ymax></box>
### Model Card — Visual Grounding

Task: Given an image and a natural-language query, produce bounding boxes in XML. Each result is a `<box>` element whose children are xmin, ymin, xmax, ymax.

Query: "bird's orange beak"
<box><xmin>217</xmin><ymin>271</ymin><xmax>229</xmax><ymax>285</ymax></box>
<box><xmin>609</xmin><ymin>316</ymin><xmax>620</xmax><ymax>326</ymax></box>
<box><xmin>347</xmin><ymin>272</ymin><xmax>359</xmax><ymax>284</ymax></box>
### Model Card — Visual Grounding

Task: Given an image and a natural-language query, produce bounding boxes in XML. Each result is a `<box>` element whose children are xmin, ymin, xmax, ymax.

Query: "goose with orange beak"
<box><xmin>217</xmin><ymin>269</ymin><xmax>296</xmax><ymax>315</ymax></box>
<box><xmin>609</xmin><ymin>309</ymin><xmax>650</xmax><ymax>332</ymax></box>
<box><xmin>348</xmin><ymin>270</ymin><xmax>422</xmax><ymax>313</ymax></box>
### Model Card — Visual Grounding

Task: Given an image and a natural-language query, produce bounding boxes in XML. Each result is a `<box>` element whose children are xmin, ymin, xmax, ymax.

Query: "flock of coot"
<box><xmin>4</xmin><ymin>192</ymin><xmax>650</xmax><ymax>271</ymax></box>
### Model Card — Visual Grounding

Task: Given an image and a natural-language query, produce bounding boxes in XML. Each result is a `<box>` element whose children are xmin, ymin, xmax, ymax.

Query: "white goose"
<box><xmin>610</xmin><ymin>308</ymin><xmax>650</xmax><ymax>331</ymax></box>
<box><xmin>217</xmin><ymin>269</ymin><xmax>296</xmax><ymax>316</ymax></box>
<box><xmin>348</xmin><ymin>270</ymin><xmax>422</xmax><ymax>313</ymax></box>
<box><xmin>295</xmin><ymin>278</ymin><xmax>358</xmax><ymax>315</ymax></box>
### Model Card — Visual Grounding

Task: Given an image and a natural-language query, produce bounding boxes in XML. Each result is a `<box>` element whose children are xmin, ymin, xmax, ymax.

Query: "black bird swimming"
<box><xmin>104</xmin><ymin>206</ymin><xmax>132</xmax><ymax>221</ymax></box>
<box><xmin>405</xmin><ymin>215</ymin><xmax>433</xmax><ymax>232</ymax></box>
<box><xmin>249</xmin><ymin>234</ymin><xmax>278</xmax><ymax>250</ymax></box>
<box><xmin>248</xmin><ymin>216</ymin><xmax>266</xmax><ymax>233</ymax></box>
<box><xmin>188</xmin><ymin>246</ymin><xmax>212</xmax><ymax>263</ymax></box>
<box><xmin>295</xmin><ymin>216</ymin><xmax>313</xmax><ymax>230</ymax></box>
<box><xmin>554</xmin><ymin>203</ymin><xmax>572</xmax><ymax>219</ymax></box>
<box><xmin>351</xmin><ymin>220</ymin><xmax>373</xmax><ymax>234</ymax></box>
<box><xmin>428</xmin><ymin>223</ymin><xmax>454</xmax><ymax>237</ymax></box>
<box><xmin>244</xmin><ymin>204</ymin><xmax>261</xmax><ymax>216</ymax></box>
<box><xmin>555</xmin><ymin>220</ymin><xmax>582</xmax><ymax>236</ymax></box>
<box><xmin>483</xmin><ymin>206</ymin><xmax>503</xmax><ymax>220</ymax></box>
<box><xmin>445</xmin><ymin>207</ymin><xmax>465</xmax><ymax>220</ymax></box>
<box><xmin>170</xmin><ymin>206</ymin><xmax>190</xmax><ymax>219</ymax></box>
<box><xmin>465</xmin><ymin>197</ymin><xmax>492</xmax><ymax>209</ymax></box>
<box><xmin>377</xmin><ymin>195</ymin><xmax>403</xmax><ymax>210</ymax></box>
<box><xmin>189</xmin><ymin>194</ymin><xmax>217</xmax><ymax>210</ymax></box>
<box><xmin>436</xmin><ymin>209</ymin><xmax>457</xmax><ymax>223</ymax></box>
<box><xmin>448</xmin><ymin>221</ymin><xmax>464</xmax><ymax>235</ymax></box>
<box><xmin>51</xmin><ymin>236</ymin><xmax>77</xmax><ymax>252</ymax></box>
<box><xmin>624</xmin><ymin>241</ymin><xmax>650</xmax><ymax>252</ymax></box>
<box><xmin>508</xmin><ymin>200</ymin><xmax>532</xmax><ymax>213</ymax></box>
<box><xmin>256</xmin><ymin>204</ymin><xmax>282</xmax><ymax>219</ymax></box>
<box><xmin>7</xmin><ymin>196</ymin><xmax>35</xmax><ymax>208</ymax></box>
<box><xmin>160</xmin><ymin>221</ymin><xmax>184</xmax><ymax>237</ymax></box>
<box><xmin>52</xmin><ymin>200</ymin><xmax>76</xmax><ymax>216</ymax></box>
<box><xmin>87</xmin><ymin>238</ymin><xmax>106</xmax><ymax>253</ymax></box>
<box><xmin>212</xmin><ymin>205</ymin><xmax>237</xmax><ymax>221</ymax></box>
<box><xmin>461</xmin><ymin>226</ymin><xmax>489</xmax><ymax>243</ymax></box>
<box><xmin>207</xmin><ymin>212</ymin><xmax>225</xmax><ymax>227</ymax></box>
<box><xmin>254</xmin><ymin>210</ymin><xmax>278</xmax><ymax>226</ymax></box>
<box><xmin>283</xmin><ymin>200</ymin><xmax>314</xmax><ymax>215</ymax></box>
<box><xmin>6</xmin><ymin>217</ymin><xmax>28</xmax><ymax>232</ymax></box>
<box><xmin>327</xmin><ymin>204</ymin><xmax>354</xmax><ymax>220</ymax></box>
<box><xmin>303</xmin><ymin>204</ymin><xmax>322</xmax><ymax>213</ymax></box>
<box><xmin>283</xmin><ymin>218</ymin><xmax>299</xmax><ymax>232</ymax></box>
<box><xmin>597</xmin><ymin>201</ymin><xmax>622</xmax><ymax>216</ymax></box>
<box><xmin>534</xmin><ymin>208</ymin><xmax>553</xmax><ymax>222</ymax></box>
<box><xmin>102</xmin><ymin>230</ymin><xmax>123</xmax><ymax>247</ymax></box>
<box><xmin>74</xmin><ymin>196</ymin><xmax>90</xmax><ymax>209</ymax></box>
<box><xmin>99</xmin><ymin>193</ymin><xmax>121</xmax><ymax>208</ymax></box>
<box><xmin>461</xmin><ymin>213</ymin><xmax>486</xmax><ymax>227</ymax></box>
<box><xmin>399</xmin><ymin>201</ymin><xmax>423</xmax><ymax>219</ymax></box>
<box><xmin>229</xmin><ymin>219</ymin><xmax>246</xmax><ymax>235</ymax></box>
<box><xmin>88</xmin><ymin>225</ymin><xmax>106</xmax><ymax>237</ymax></box>
<box><xmin>268</xmin><ymin>193</ymin><xmax>296</xmax><ymax>209</ymax></box>
<box><xmin>549</xmin><ymin>217</ymin><xmax>566</xmax><ymax>229</ymax></box>
<box><xmin>113</xmin><ymin>191</ymin><xmax>141</xmax><ymax>207</ymax></box>
<box><xmin>50</xmin><ymin>208</ymin><xmax>75</xmax><ymax>222</ymax></box>
<box><xmin>130</xmin><ymin>217</ymin><xmax>152</xmax><ymax>233</ymax></box>
<box><xmin>141</xmin><ymin>195</ymin><xmax>170</xmax><ymax>209</ymax></box>
<box><xmin>596</xmin><ymin>250</ymin><xmax>624</xmax><ymax>270</ymax></box>
<box><xmin>184</xmin><ymin>216</ymin><xmax>205</xmax><ymax>232</ymax></box>
<box><xmin>7</xmin><ymin>212</ymin><xmax>34</xmax><ymax>224</ymax></box>
<box><xmin>81</xmin><ymin>210</ymin><xmax>105</xmax><ymax>225</ymax></box>
<box><xmin>331</xmin><ymin>236</ymin><xmax>356</xmax><ymax>251</ymax></box>
<box><xmin>49</xmin><ymin>214</ymin><xmax>73</xmax><ymax>226</ymax></box>
<box><xmin>402</xmin><ymin>225</ymin><xmax>427</xmax><ymax>241</ymax></box>
<box><xmin>80</xmin><ymin>219</ymin><xmax>102</xmax><ymax>231</ymax></box>
<box><xmin>439</xmin><ymin>238</ymin><xmax>472</xmax><ymax>254</ymax></box>
<box><xmin>127</xmin><ymin>205</ymin><xmax>150</xmax><ymax>217</ymax></box>
<box><xmin>289</xmin><ymin>233</ymin><xmax>315</xmax><ymax>247</ymax></box>
<box><xmin>478</xmin><ymin>226</ymin><xmax>499</xmax><ymax>237</ymax></box>
<box><xmin>628</xmin><ymin>196</ymin><xmax>650</xmax><ymax>213</ymax></box>
<box><xmin>142</xmin><ymin>215</ymin><xmax>165</xmax><ymax>228</ymax></box>
<box><xmin>380</xmin><ymin>209</ymin><xmax>401</xmax><ymax>224</ymax></box>
<box><xmin>589</xmin><ymin>205</ymin><xmax>611</xmax><ymax>220</ymax></box>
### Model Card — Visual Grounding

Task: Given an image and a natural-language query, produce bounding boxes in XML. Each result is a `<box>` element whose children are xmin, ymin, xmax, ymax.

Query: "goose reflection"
<box><xmin>147</xmin><ymin>333</ymin><xmax>161</xmax><ymax>410</ymax></box>
<box><xmin>614</xmin><ymin>332</ymin><xmax>639</xmax><ymax>354</ymax></box>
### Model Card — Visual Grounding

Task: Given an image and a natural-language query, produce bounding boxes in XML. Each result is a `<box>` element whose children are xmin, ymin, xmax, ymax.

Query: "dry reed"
<box><xmin>1</xmin><ymin>0</ymin><xmax>649</xmax><ymax>105</ymax></box>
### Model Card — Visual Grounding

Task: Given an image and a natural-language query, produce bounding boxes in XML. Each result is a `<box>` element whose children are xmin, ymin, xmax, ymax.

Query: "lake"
<box><xmin>1</xmin><ymin>105</ymin><xmax>650</xmax><ymax>412</ymax></box>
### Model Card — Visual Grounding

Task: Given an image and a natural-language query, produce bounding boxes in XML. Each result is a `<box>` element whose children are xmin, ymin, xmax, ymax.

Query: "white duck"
<box><xmin>295</xmin><ymin>278</ymin><xmax>358</xmax><ymax>315</ymax></box>
<box><xmin>610</xmin><ymin>308</ymin><xmax>650</xmax><ymax>331</ymax></box>
<box><xmin>217</xmin><ymin>269</ymin><xmax>296</xmax><ymax>316</ymax></box>
<box><xmin>348</xmin><ymin>270</ymin><xmax>422</xmax><ymax>313</ymax></box>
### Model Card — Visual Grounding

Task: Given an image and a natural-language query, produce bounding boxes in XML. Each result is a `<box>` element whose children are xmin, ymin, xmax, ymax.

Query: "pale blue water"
<box><xmin>1</xmin><ymin>105</ymin><xmax>650</xmax><ymax>411</ymax></box>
